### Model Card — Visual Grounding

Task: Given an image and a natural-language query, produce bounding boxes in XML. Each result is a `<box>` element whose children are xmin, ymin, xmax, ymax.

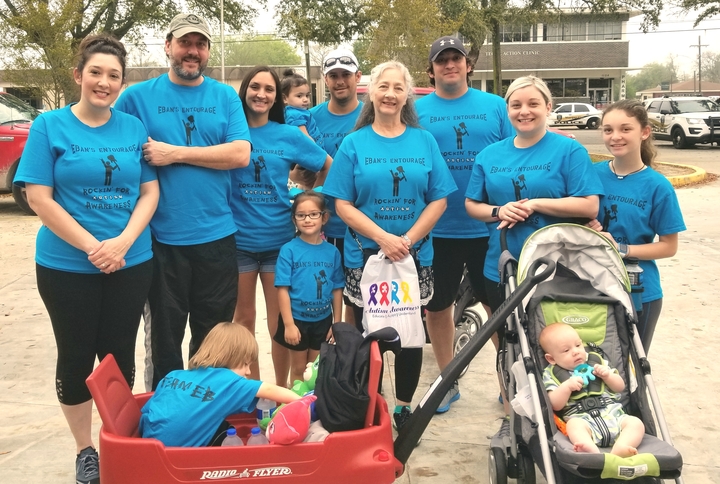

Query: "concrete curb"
<box><xmin>657</xmin><ymin>162</ymin><xmax>708</xmax><ymax>188</ymax></box>
<box><xmin>589</xmin><ymin>154</ymin><xmax>708</xmax><ymax>188</ymax></box>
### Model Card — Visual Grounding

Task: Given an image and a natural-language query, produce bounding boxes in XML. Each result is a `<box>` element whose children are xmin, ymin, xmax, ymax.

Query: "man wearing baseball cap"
<box><xmin>310</xmin><ymin>47</ymin><xmax>363</xmax><ymax>326</ymax></box>
<box><xmin>416</xmin><ymin>35</ymin><xmax>514</xmax><ymax>413</ymax></box>
<box><xmin>115</xmin><ymin>13</ymin><xmax>252</xmax><ymax>389</ymax></box>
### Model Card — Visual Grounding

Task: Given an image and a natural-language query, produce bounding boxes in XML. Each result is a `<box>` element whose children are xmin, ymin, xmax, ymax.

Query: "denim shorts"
<box><xmin>236</xmin><ymin>249</ymin><xmax>279</xmax><ymax>274</ymax></box>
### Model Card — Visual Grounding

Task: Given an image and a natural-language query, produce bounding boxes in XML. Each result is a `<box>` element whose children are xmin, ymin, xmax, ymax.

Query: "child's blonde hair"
<box><xmin>188</xmin><ymin>323</ymin><xmax>258</xmax><ymax>370</ymax></box>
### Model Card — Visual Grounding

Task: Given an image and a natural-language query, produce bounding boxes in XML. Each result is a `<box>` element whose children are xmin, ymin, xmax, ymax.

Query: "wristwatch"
<box><xmin>401</xmin><ymin>234</ymin><xmax>412</xmax><ymax>246</ymax></box>
<box><xmin>617</xmin><ymin>243</ymin><xmax>628</xmax><ymax>258</ymax></box>
<box><xmin>491</xmin><ymin>206</ymin><xmax>500</xmax><ymax>219</ymax></box>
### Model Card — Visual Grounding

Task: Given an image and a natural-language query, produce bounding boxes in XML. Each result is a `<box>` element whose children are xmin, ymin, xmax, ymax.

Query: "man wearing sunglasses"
<box><xmin>310</xmin><ymin>48</ymin><xmax>363</xmax><ymax>325</ymax></box>
<box><xmin>416</xmin><ymin>36</ymin><xmax>514</xmax><ymax>414</ymax></box>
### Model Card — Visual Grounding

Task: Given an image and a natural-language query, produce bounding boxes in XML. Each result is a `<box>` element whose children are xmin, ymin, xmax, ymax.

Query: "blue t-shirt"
<box><xmin>14</xmin><ymin>106</ymin><xmax>155</xmax><ymax>273</ymax></box>
<box><xmin>416</xmin><ymin>89</ymin><xmax>514</xmax><ymax>238</ymax></box>
<box><xmin>284</xmin><ymin>106</ymin><xmax>323</xmax><ymax>149</ymax></box>
<box><xmin>594</xmin><ymin>161</ymin><xmax>685</xmax><ymax>303</ymax></box>
<box><xmin>114</xmin><ymin>74</ymin><xmax>251</xmax><ymax>246</ymax></box>
<box><xmin>274</xmin><ymin>237</ymin><xmax>345</xmax><ymax>321</ymax></box>
<box><xmin>465</xmin><ymin>132</ymin><xmax>604</xmax><ymax>282</ymax></box>
<box><xmin>230</xmin><ymin>121</ymin><xmax>327</xmax><ymax>251</ymax></box>
<box><xmin>323</xmin><ymin>125</ymin><xmax>457</xmax><ymax>268</ymax></box>
<box><xmin>140</xmin><ymin>366</ymin><xmax>262</xmax><ymax>447</ymax></box>
<box><xmin>309</xmin><ymin>101</ymin><xmax>364</xmax><ymax>239</ymax></box>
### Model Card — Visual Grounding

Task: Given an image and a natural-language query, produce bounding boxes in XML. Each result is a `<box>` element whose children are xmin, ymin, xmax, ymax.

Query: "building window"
<box><xmin>588</xmin><ymin>21</ymin><xmax>621</xmax><ymax>40</ymax></box>
<box><xmin>589</xmin><ymin>78</ymin><xmax>611</xmax><ymax>88</ymax></box>
<box><xmin>545</xmin><ymin>79</ymin><xmax>564</xmax><ymax>98</ymax></box>
<box><xmin>486</xmin><ymin>79</ymin><xmax>512</xmax><ymax>97</ymax></box>
<box><xmin>565</xmin><ymin>78</ymin><xmax>587</xmax><ymax>97</ymax></box>
<box><xmin>500</xmin><ymin>24</ymin><xmax>533</xmax><ymax>43</ymax></box>
<box><xmin>544</xmin><ymin>22</ymin><xmax>586</xmax><ymax>41</ymax></box>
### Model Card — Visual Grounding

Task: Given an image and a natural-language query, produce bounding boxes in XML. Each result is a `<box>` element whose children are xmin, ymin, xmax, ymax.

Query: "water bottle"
<box><xmin>256</xmin><ymin>398</ymin><xmax>276</xmax><ymax>425</ymax></box>
<box><xmin>624</xmin><ymin>257</ymin><xmax>644</xmax><ymax>313</ymax></box>
<box><xmin>221</xmin><ymin>427</ymin><xmax>244</xmax><ymax>446</ymax></box>
<box><xmin>246</xmin><ymin>427</ymin><xmax>270</xmax><ymax>446</ymax></box>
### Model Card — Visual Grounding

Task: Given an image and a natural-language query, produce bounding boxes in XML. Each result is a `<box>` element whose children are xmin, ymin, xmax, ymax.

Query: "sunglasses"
<box><xmin>323</xmin><ymin>56</ymin><xmax>357</xmax><ymax>70</ymax></box>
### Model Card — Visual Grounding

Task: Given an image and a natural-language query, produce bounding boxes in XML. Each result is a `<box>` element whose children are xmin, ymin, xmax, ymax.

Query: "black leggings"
<box><xmin>351</xmin><ymin>305</ymin><xmax>422</xmax><ymax>404</ymax></box>
<box><xmin>637</xmin><ymin>299</ymin><xmax>663</xmax><ymax>354</ymax></box>
<box><xmin>37</xmin><ymin>261</ymin><xmax>153</xmax><ymax>405</ymax></box>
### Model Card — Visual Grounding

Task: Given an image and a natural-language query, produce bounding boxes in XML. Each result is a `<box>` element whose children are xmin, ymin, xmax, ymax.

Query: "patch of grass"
<box><xmin>589</xmin><ymin>153</ymin><xmax>610</xmax><ymax>163</ymax></box>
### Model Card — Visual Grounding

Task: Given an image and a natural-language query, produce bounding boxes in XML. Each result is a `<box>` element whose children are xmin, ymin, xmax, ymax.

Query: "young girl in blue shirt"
<box><xmin>588</xmin><ymin>100</ymin><xmax>685</xmax><ymax>353</ymax></box>
<box><xmin>274</xmin><ymin>191</ymin><xmax>344</xmax><ymax>383</ymax></box>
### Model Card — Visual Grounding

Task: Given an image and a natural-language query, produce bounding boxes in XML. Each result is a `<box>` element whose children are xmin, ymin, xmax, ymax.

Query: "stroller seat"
<box><xmin>552</xmin><ymin>431</ymin><xmax>683</xmax><ymax>480</ymax></box>
<box><xmin>493</xmin><ymin>224</ymin><xmax>684</xmax><ymax>484</ymax></box>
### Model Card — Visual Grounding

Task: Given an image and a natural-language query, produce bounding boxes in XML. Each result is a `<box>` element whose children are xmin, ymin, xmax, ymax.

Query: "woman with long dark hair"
<box><xmin>14</xmin><ymin>34</ymin><xmax>158</xmax><ymax>483</ymax></box>
<box><xmin>231</xmin><ymin>66</ymin><xmax>330</xmax><ymax>387</ymax></box>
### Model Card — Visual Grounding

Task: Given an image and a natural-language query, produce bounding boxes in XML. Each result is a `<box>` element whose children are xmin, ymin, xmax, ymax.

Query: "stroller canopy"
<box><xmin>517</xmin><ymin>224</ymin><xmax>633</xmax><ymax>316</ymax></box>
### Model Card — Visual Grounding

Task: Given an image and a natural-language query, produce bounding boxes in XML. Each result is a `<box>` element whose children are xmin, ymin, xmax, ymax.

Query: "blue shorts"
<box><xmin>236</xmin><ymin>249</ymin><xmax>279</xmax><ymax>274</ymax></box>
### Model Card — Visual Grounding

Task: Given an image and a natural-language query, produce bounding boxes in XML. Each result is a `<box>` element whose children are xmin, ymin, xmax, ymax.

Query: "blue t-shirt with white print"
<box><xmin>14</xmin><ymin>106</ymin><xmax>156</xmax><ymax>273</ymax></box>
<box><xmin>114</xmin><ymin>74</ymin><xmax>251</xmax><ymax>246</ymax></box>
<box><xmin>230</xmin><ymin>121</ymin><xmax>327</xmax><ymax>252</ymax></box>
<box><xmin>284</xmin><ymin>106</ymin><xmax>323</xmax><ymax>149</ymax></box>
<box><xmin>416</xmin><ymin>89</ymin><xmax>514</xmax><ymax>238</ymax></box>
<box><xmin>465</xmin><ymin>132</ymin><xmax>604</xmax><ymax>282</ymax></box>
<box><xmin>274</xmin><ymin>237</ymin><xmax>345</xmax><ymax>321</ymax></box>
<box><xmin>310</xmin><ymin>101</ymin><xmax>363</xmax><ymax>239</ymax></box>
<box><xmin>594</xmin><ymin>160</ymin><xmax>685</xmax><ymax>303</ymax></box>
<box><xmin>140</xmin><ymin>367</ymin><xmax>262</xmax><ymax>447</ymax></box>
<box><xmin>323</xmin><ymin>125</ymin><xmax>457</xmax><ymax>268</ymax></box>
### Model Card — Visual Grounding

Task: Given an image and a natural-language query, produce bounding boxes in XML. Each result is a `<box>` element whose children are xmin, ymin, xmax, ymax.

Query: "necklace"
<box><xmin>610</xmin><ymin>160</ymin><xmax>646</xmax><ymax>180</ymax></box>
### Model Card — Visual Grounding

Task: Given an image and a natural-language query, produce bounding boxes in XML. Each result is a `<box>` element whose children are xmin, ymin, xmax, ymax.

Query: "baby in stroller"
<box><xmin>540</xmin><ymin>323</ymin><xmax>645</xmax><ymax>458</ymax></box>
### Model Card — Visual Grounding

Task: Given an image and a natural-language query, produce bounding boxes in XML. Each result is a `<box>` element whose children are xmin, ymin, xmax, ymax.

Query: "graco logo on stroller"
<box><xmin>561</xmin><ymin>315</ymin><xmax>590</xmax><ymax>325</ymax></box>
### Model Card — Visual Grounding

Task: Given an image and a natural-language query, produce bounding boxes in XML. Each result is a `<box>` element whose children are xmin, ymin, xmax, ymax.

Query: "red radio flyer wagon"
<box><xmin>86</xmin><ymin>342</ymin><xmax>403</xmax><ymax>483</ymax></box>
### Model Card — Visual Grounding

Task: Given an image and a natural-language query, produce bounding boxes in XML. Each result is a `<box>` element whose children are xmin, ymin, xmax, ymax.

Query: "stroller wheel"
<box><xmin>516</xmin><ymin>446</ymin><xmax>536</xmax><ymax>484</ymax></box>
<box><xmin>453</xmin><ymin>309</ymin><xmax>483</xmax><ymax>378</ymax></box>
<box><xmin>488</xmin><ymin>447</ymin><xmax>507</xmax><ymax>484</ymax></box>
<box><xmin>453</xmin><ymin>329</ymin><xmax>472</xmax><ymax>378</ymax></box>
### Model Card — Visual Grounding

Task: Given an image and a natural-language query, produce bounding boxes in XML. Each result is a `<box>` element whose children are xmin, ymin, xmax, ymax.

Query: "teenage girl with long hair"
<box><xmin>588</xmin><ymin>99</ymin><xmax>685</xmax><ymax>353</ymax></box>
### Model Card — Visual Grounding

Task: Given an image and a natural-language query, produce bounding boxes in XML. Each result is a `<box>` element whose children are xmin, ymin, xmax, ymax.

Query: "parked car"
<box><xmin>356</xmin><ymin>86</ymin><xmax>434</xmax><ymax>101</ymax></box>
<box><xmin>0</xmin><ymin>91</ymin><xmax>40</xmax><ymax>214</ymax></box>
<box><xmin>547</xmin><ymin>127</ymin><xmax>576</xmax><ymax>139</ymax></box>
<box><xmin>547</xmin><ymin>102</ymin><xmax>602</xmax><ymax>130</ymax></box>
<box><xmin>643</xmin><ymin>96</ymin><xmax>720</xmax><ymax>149</ymax></box>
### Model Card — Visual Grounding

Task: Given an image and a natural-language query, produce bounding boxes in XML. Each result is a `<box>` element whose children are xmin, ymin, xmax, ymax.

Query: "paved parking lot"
<box><xmin>1</xmin><ymin>136</ymin><xmax>718</xmax><ymax>483</ymax></box>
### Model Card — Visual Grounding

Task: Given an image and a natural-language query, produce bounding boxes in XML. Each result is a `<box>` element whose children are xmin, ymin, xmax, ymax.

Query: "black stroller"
<box><xmin>488</xmin><ymin>224</ymin><xmax>684</xmax><ymax>483</ymax></box>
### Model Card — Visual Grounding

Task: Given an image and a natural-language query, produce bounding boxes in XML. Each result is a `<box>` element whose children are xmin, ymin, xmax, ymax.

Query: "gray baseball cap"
<box><xmin>167</xmin><ymin>13</ymin><xmax>212</xmax><ymax>39</ymax></box>
<box><xmin>429</xmin><ymin>36</ymin><xmax>467</xmax><ymax>62</ymax></box>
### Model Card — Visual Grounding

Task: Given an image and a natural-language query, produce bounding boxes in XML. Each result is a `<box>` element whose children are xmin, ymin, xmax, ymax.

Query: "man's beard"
<box><xmin>170</xmin><ymin>55</ymin><xmax>207</xmax><ymax>81</ymax></box>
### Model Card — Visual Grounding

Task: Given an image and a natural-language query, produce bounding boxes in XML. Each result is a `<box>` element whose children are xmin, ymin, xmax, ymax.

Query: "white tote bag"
<box><xmin>360</xmin><ymin>251</ymin><xmax>424</xmax><ymax>348</ymax></box>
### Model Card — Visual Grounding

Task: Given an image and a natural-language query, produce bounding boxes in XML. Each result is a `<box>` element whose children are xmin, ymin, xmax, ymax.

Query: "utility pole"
<box><xmin>220</xmin><ymin>0</ymin><xmax>225</xmax><ymax>84</ymax></box>
<box><xmin>690</xmin><ymin>36</ymin><xmax>708</xmax><ymax>95</ymax></box>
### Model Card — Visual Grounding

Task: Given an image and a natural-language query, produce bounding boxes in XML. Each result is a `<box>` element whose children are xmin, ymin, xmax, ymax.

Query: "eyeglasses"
<box><xmin>323</xmin><ymin>56</ymin><xmax>357</xmax><ymax>70</ymax></box>
<box><xmin>294</xmin><ymin>211</ymin><xmax>325</xmax><ymax>221</ymax></box>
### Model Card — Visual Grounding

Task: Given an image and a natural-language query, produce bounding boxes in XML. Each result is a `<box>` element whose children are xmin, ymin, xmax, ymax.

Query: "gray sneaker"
<box><xmin>435</xmin><ymin>380</ymin><xmax>460</xmax><ymax>413</ymax></box>
<box><xmin>76</xmin><ymin>446</ymin><xmax>100</xmax><ymax>484</ymax></box>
